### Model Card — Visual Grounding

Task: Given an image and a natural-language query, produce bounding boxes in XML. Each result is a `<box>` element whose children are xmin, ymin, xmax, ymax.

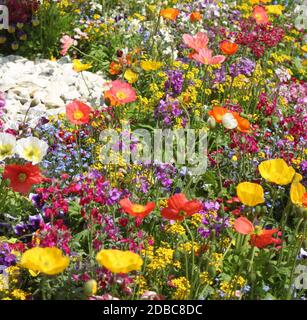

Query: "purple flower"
<box><xmin>164</xmin><ymin>70</ymin><xmax>184</xmax><ymax>96</ymax></box>
<box><xmin>230</xmin><ymin>58</ymin><xmax>255</xmax><ymax>78</ymax></box>
<box><xmin>213</xmin><ymin>65</ymin><xmax>226</xmax><ymax>84</ymax></box>
<box><xmin>197</xmin><ymin>202</ymin><xmax>229</xmax><ymax>239</ymax></box>
<box><xmin>28</xmin><ymin>214</ymin><xmax>43</xmax><ymax>229</ymax></box>
<box><xmin>0</xmin><ymin>242</ymin><xmax>16</xmax><ymax>267</ymax></box>
<box><xmin>300</xmin><ymin>160</ymin><xmax>307</xmax><ymax>174</ymax></box>
<box><xmin>155</xmin><ymin>96</ymin><xmax>186</xmax><ymax>127</ymax></box>
<box><xmin>14</xmin><ymin>222</ymin><xmax>29</xmax><ymax>236</ymax></box>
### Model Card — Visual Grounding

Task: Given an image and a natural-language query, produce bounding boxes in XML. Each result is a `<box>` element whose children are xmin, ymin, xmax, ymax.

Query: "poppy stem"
<box><xmin>184</xmin><ymin>219</ymin><xmax>195</xmax><ymax>292</ymax></box>
<box><xmin>248</xmin><ymin>246</ymin><xmax>257</xmax><ymax>273</ymax></box>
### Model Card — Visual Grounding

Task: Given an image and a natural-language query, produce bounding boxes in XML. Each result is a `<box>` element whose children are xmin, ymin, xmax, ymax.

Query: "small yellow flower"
<box><xmin>237</xmin><ymin>182</ymin><xmax>264</xmax><ymax>207</ymax></box>
<box><xmin>96</xmin><ymin>249</ymin><xmax>143</xmax><ymax>274</ymax></box>
<box><xmin>124</xmin><ymin>69</ymin><xmax>138</xmax><ymax>84</ymax></box>
<box><xmin>140</xmin><ymin>60</ymin><xmax>163</xmax><ymax>71</ymax></box>
<box><xmin>20</xmin><ymin>247</ymin><xmax>69</xmax><ymax>275</ymax></box>
<box><xmin>258</xmin><ymin>159</ymin><xmax>295</xmax><ymax>185</ymax></box>
<box><xmin>73</xmin><ymin>59</ymin><xmax>92</xmax><ymax>72</ymax></box>
<box><xmin>266</xmin><ymin>5</ymin><xmax>284</xmax><ymax>15</ymax></box>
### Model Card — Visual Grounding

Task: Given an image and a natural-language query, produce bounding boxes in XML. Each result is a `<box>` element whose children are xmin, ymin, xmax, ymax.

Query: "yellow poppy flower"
<box><xmin>293</xmin><ymin>173</ymin><xmax>303</xmax><ymax>183</ymax></box>
<box><xmin>290</xmin><ymin>182</ymin><xmax>306</xmax><ymax>207</ymax></box>
<box><xmin>301</xmin><ymin>45</ymin><xmax>307</xmax><ymax>53</ymax></box>
<box><xmin>73</xmin><ymin>59</ymin><xmax>92</xmax><ymax>72</ymax></box>
<box><xmin>96</xmin><ymin>249</ymin><xmax>143</xmax><ymax>274</ymax></box>
<box><xmin>20</xmin><ymin>247</ymin><xmax>70</xmax><ymax>275</ymax></box>
<box><xmin>124</xmin><ymin>69</ymin><xmax>138</xmax><ymax>84</ymax></box>
<box><xmin>237</xmin><ymin>182</ymin><xmax>265</xmax><ymax>207</ymax></box>
<box><xmin>266</xmin><ymin>5</ymin><xmax>284</xmax><ymax>15</ymax></box>
<box><xmin>258</xmin><ymin>159</ymin><xmax>295</xmax><ymax>185</ymax></box>
<box><xmin>140</xmin><ymin>60</ymin><xmax>163</xmax><ymax>71</ymax></box>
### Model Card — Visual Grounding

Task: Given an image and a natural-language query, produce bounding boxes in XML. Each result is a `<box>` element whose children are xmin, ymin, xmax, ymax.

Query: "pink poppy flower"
<box><xmin>104</xmin><ymin>80</ymin><xmax>137</xmax><ymax>106</ymax></box>
<box><xmin>182</xmin><ymin>32</ymin><xmax>209</xmax><ymax>52</ymax></box>
<box><xmin>192</xmin><ymin>48</ymin><xmax>225</xmax><ymax>65</ymax></box>
<box><xmin>60</xmin><ymin>35</ymin><xmax>74</xmax><ymax>56</ymax></box>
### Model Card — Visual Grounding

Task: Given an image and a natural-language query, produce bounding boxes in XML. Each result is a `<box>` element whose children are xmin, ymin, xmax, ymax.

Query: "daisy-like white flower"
<box><xmin>16</xmin><ymin>137</ymin><xmax>48</xmax><ymax>165</ymax></box>
<box><xmin>0</xmin><ymin>132</ymin><xmax>16</xmax><ymax>161</ymax></box>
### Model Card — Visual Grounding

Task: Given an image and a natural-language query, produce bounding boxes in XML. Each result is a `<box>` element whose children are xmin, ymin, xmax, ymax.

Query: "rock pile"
<box><xmin>0</xmin><ymin>55</ymin><xmax>106</xmax><ymax>129</ymax></box>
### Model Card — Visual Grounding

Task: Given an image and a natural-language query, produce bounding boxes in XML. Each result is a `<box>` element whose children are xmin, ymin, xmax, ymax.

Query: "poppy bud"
<box><xmin>83</xmin><ymin>279</ymin><xmax>98</xmax><ymax>297</ymax></box>
<box><xmin>208</xmin><ymin>266</ymin><xmax>216</xmax><ymax>278</ymax></box>
<box><xmin>255</xmin><ymin>206</ymin><xmax>262</xmax><ymax>215</ymax></box>
<box><xmin>249</xmin><ymin>272</ymin><xmax>257</xmax><ymax>282</ymax></box>
<box><xmin>210</xmin><ymin>229</ymin><xmax>216</xmax><ymax>242</ymax></box>
<box><xmin>207</xmin><ymin>116</ymin><xmax>216</xmax><ymax>129</ymax></box>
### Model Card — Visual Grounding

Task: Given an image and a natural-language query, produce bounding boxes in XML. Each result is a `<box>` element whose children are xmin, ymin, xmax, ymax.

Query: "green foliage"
<box><xmin>18</xmin><ymin>2</ymin><xmax>74</xmax><ymax>59</ymax></box>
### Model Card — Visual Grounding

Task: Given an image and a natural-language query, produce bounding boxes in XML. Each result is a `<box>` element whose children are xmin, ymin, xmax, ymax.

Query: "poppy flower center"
<box><xmin>18</xmin><ymin>173</ymin><xmax>27</xmax><ymax>182</ymax></box>
<box><xmin>116</xmin><ymin>91</ymin><xmax>127</xmax><ymax>100</ymax></box>
<box><xmin>0</xmin><ymin>144</ymin><xmax>13</xmax><ymax>157</ymax></box>
<box><xmin>73</xmin><ymin>110</ymin><xmax>84</xmax><ymax>120</ymax></box>
<box><xmin>254</xmin><ymin>226</ymin><xmax>263</xmax><ymax>235</ymax></box>
<box><xmin>131</xmin><ymin>204</ymin><xmax>145</xmax><ymax>213</ymax></box>
<box><xmin>179</xmin><ymin>210</ymin><xmax>186</xmax><ymax>216</ymax></box>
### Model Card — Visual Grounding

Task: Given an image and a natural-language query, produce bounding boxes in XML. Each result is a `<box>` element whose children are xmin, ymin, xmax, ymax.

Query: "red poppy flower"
<box><xmin>119</xmin><ymin>198</ymin><xmax>155</xmax><ymax>219</ymax></box>
<box><xmin>161</xmin><ymin>193</ymin><xmax>203</xmax><ymax>221</ymax></box>
<box><xmin>220</xmin><ymin>40</ymin><xmax>239</xmax><ymax>55</ymax></box>
<box><xmin>3</xmin><ymin>163</ymin><xmax>44</xmax><ymax>194</ymax></box>
<box><xmin>234</xmin><ymin>217</ymin><xmax>281</xmax><ymax>248</ymax></box>
<box><xmin>66</xmin><ymin>100</ymin><xmax>93</xmax><ymax>125</ymax></box>
<box><xmin>251</xmin><ymin>229</ymin><xmax>281</xmax><ymax>248</ymax></box>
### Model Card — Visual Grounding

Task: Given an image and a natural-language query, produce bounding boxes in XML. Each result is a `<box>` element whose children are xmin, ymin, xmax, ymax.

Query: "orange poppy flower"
<box><xmin>119</xmin><ymin>198</ymin><xmax>155</xmax><ymax>219</ymax></box>
<box><xmin>220</xmin><ymin>40</ymin><xmax>238</xmax><ymax>55</ymax></box>
<box><xmin>234</xmin><ymin>217</ymin><xmax>281</xmax><ymax>248</ymax></box>
<box><xmin>109</xmin><ymin>61</ymin><xmax>122</xmax><ymax>75</ymax></box>
<box><xmin>3</xmin><ymin>163</ymin><xmax>44</xmax><ymax>194</ymax></box>
<box><xmin>208</xmin><ymin>106</ymin><xmax>228</xmax><ymax>123</ymax></box>
<box><xmin>303</xmin><ymin>193</ymin><xmax>307</xmax><ymax>207</ymax></box>
<box><xmin>161</xmin><ymin>193</ymin><xmax>203</xmax><ymax>221</ymax></box>
<box><xmin>66</xmin><ymin>100</ymin><xmax>93</xmax><ymax>125</ymax></box>
<box><xmin>190</xmin><ymin>12</ymin><xmax>202</xmax><ymax>22</ymax></box>
<box><xmin>232</xmin><ymin>112</ymin><xmax>251</xmax><ymax>133</ymax></box>
<box><xmin>252</xmin><ymin>5</ymin><xmax>269</xmax><ymax>25</ymax></box>
<box><xmin>160</xmin><ymin>8</ymin><xmax>180</xmax><ymax>21</ymax></box>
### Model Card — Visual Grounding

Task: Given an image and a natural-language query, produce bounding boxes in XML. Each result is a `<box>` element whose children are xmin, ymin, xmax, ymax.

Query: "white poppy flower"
<box><xmin>222</xmin><ymin>113</ymin><xmax>238</xmax><ymax>130</ymax></box>
<box><xmin>0</xmin><ymin>132</ymin><xmax>16</xmax><ymax>161</ymax></box>
<box><xmin>16</xmin><ymin>137</ymin><xmax>49</xmax><ymax>164</ymax></box>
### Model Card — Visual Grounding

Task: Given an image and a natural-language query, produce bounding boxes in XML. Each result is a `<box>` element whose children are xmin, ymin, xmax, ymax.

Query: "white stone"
<box><xmin>0</xmin><ymin>55</ymin><xmax>107</xmax><ymax>128</ymax></box>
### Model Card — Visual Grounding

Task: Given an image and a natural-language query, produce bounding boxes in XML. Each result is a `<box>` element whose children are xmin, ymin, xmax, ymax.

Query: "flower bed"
<box><xmin>0</xmin><ymin>0</ymin><xmax>306</xmax><ymax>300</ymax></box>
